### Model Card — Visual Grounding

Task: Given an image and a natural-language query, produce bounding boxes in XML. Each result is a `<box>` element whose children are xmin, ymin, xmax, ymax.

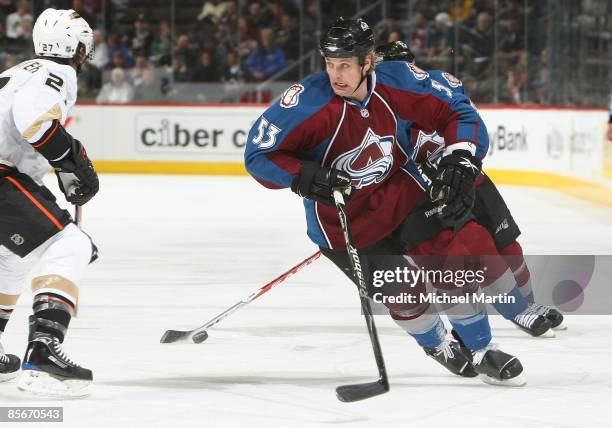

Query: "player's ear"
<box><xmin>363</xmin><ymin>54</ymin><xmax>374</xmax><ymax>73</ymax></box>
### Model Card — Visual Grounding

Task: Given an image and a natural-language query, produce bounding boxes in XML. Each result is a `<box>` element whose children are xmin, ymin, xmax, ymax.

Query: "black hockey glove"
<box><xmin>51</xmin><ymin>139</ymin><xmax>99</xmax><ymax>206</ymax></box>
<box><xmin>419</xmin><ymin>157</ymin><xmax>439</xmax><ymax>182</ymax></box>
<box><xmin>427</xmin><ymin>150</ymin><xmax>481</xmax><ymax>222</ymax></box>
<box><xmin>291</xmin><ymin>161</ymin><xmax>352</xmax><ymax>206</ymax></box>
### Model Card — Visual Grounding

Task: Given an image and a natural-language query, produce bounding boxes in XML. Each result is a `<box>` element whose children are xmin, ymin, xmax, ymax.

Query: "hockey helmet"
<box><xmin>33</xmin><ymin>8</ymin><xmax>94</xmax><ymax>60</ymax></box>
<box><xmin>375</xmin><ymin>41</ymin><xmax>415</xmax><ymax>63</ymax></box>
<box><xmin>319</xmin><ymin>17</ymin><xmax>375</xmax><ymax>64</ymax></box>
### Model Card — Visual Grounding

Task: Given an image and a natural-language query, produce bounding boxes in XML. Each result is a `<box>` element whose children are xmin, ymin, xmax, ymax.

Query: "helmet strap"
<box><xmin>351</xmin><ymin>64</ymin><xmax>368</xmax><ymax>95</ymax></box>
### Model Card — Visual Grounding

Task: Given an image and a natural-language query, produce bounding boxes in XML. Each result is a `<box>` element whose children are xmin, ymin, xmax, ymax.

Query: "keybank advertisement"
<box><xmin>68</xmin><ymin>105</ymin><xmax>606</xmax><ymax>180</ymax></box>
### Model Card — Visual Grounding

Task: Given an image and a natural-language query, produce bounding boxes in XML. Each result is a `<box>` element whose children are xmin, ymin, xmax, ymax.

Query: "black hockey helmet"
<box><xmin>319</xmin><ymin>17</ymin><xmax>375</xmax><ymax>64</ymax></box>
<box><xmin>375</xmin><ymin>41</ymin><xmax>415</xmax><ymax>63</ymax></box>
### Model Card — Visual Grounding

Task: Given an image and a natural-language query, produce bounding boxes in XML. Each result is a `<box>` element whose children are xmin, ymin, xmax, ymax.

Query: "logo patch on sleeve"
<box><xmin>280</xmin><ymin>84</ymin><xmax>304</xmax><ymax>108</ymax></box>
<box><xmin>406</xmin><ymin>63</ymin><xmax>429</xmax><ymax>80</ymax></box>
<box><xmin>442</xmin><ymin>72</ymin><xmax>462</xmax><ymax>88</ymax></box>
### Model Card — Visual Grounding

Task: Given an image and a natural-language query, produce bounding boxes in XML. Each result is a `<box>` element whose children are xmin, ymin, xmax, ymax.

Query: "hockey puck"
<box><xmin>192</xmin><ymin>331</ymin><xmax>209</xmax><ymax>344</ymax></box>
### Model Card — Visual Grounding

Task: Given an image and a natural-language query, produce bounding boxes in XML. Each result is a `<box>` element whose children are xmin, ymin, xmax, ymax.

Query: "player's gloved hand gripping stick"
<box><xmin>428</xmin><ymin>149</ymin><xmax>482</xmax><ymax>223</ymax></box>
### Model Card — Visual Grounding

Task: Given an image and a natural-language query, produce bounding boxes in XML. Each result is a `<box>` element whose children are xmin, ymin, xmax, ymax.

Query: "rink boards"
<box><xmin>68</xmin><ymin>103</ymin><xmax>611</xmax><ymax>203</ymax></box>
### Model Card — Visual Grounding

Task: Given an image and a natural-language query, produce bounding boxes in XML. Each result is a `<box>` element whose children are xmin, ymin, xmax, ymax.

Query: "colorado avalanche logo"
<box><xmin>280</xmin><ymin>84</ymin><xmax>304</xmax><ymax>108</ymax></box>
<box><xmin>406</xmin><ymin>63</ymin><xmax>429</xmax><ymax>80</ymax></box>
<box><xmin>332</xmin><ymin>128</ymin><xmax>394</xmax><ymax>189</ymax></box>
<box><xmin>441</xmin><ymin>72</ymin><xmax>462</xmax><ymax>88</ymax></box>
<box><xmin>411</xmin><ymin>129</ymin><xmax>445</xmax><ymax>163</ymax></box>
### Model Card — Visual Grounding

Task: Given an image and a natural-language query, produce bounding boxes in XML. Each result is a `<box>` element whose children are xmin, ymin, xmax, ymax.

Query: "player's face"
<box><xmin>325</xmin><ymin>57</ymin><xmax>364</xmax><ymax>97</ymax></box>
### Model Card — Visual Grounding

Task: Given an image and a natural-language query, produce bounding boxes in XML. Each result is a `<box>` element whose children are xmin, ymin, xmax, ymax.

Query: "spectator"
<box><xmin>237</xmin><ymin>17</ymin><xmax>257</xmax><ymax>57</ymax></box>
<box><xmin>150</xmin><ymin>20</ymin><xmax>174</xmax><ymax>66</ymax></box>
<box><xmin>130</xmin><ymin>54</ymin><xmax>151</xmax><ymax>86</ymax></box>
<box><xmin>77</xmin><ymin>61</ymin><xmax>102</xmax><ymax>99</ymax></box>
<box><xmin>198</xmin><ymin>0</ymin><xmax>229</xmax><ymax>25</ymax></box>
<box><xmin>172</xmin><ymin>56</ymin><xmax>191</xmax><ymax>82</ymax></box>
<box><xmin>222</xmin><ymin>51</ymin><xmax>244</xmax><ymax>83</ymax></box>
<box><xmin>216</xmin><ymin>22</ymin><xmax>238</xmax><ymax>57</ymax></box>
<box><xmin>192</xmin><ymin>51</ymin><xmax>220</xmax><ymax>82</ymax></box>
<box><xmin>5</xmin><ymin>0</ymin><xmax>32</xmax><ymax>39</ymax></box>
<box><xmin>173</xmin><ymin>33</ymin><xmax>201</xmax><ymax>69</ymax></box>
<box><xmin>72</xmin><ymin>0</ymin><xmax>96</xmax><ymax>28</ymax></box>
<box><xmin>387</xmin><ymin>31</ymin><xmax>402</xmax><ymax>43</ymax></box>
<box><xmin>134</xmin><ymin>68</ymin><xmax>165</xmax><ymax>102</ymax></box>
<box><xmin>276</xmin><ymin>14</ymin><xmax>299</xmax><ymax>60</ymax></box>
<box><xmin>96</xmin><ymin>67</ymin><xmax>134</xmax><ymax>103</ymax></box>
<box><xmin>504</xmin><ymin>52</ymin><xmax>527</xmax><ymax>104</ymax></box>
<box><xmin>302</xmin><ymin>0</ymin><xmax>322</xmax><ymax>52</ymax></box>
<box><xmin>264</xmin><ymin>1</ymin><xmax>284</xmax><ymax>31</ymax></box>
<box><xmin>378</xmin><ymin>17</ymin><xmax>405</xmax><ymax>45</ymax></box>
<box><xmin>89</xmin><ymin>29</ymin><xmax>109</xmax><ymax>69</ymax></box>
<box><xmin>408</xmin><ymin>11</ymin><xmax>429</xmax><ymax>58</ymax></box>
<box><xmin>244</xmin><ymin>1</ymin><xmax>265</xmax><ymax>41</ymax></box>
<box><xmin>220</xmin><ymin>0</ymin><xmax>237</xmax><ymax>28</ymax></box>
<box><xmin>10</xmin><ymin>16</ymin><xmax>33</xmax><ymax>55</ymax></box>
<box><xmin>128</xmin><ymin>14</ymin><xmax>154</xmax><ymax>56</ymax></box>
<box><xmin>107</xmin><ymin>49</ymin><xmax>129</xmax><ymax>70</ymax></box>
<box><xmin>426</xmin><ymin>12</ymin><xmax>455</xmax><ymax>70</ymax></box>
<box><xmin>107</xmin><ymin>33</ymin><xmax>134</xmax><ymax>68</ymax></box>
<box><xmin>497</xmin><ymin>18</ymin><xmax>523</xmax><ymax>63</ymax></box>
<box><xmin>245</xmin><ymin>27</ymin><xmax>286</xmax><ymax>81</ymax></box>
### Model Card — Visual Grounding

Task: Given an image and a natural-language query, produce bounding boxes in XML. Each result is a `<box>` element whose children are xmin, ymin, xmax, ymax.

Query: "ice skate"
<box><xmin>0</xmin><ymin>342</ymin><xmax>20</xmax><ymax>382</ymax></box>
<box><xmin>533</xmin><ymin>303</ymin><xmax>566</xmax><ymax>330</ymax></box>
<box><xmin>472</xmin><ymin>343</ymin><xmax>526</xmax><ymax>387</ymax></box>
<box><xmin>18</xmin><ymin>333</ymin><xmax>92</xmax><ymax>398</ymax></box>
<box><xmin>512</xmin><ymin>305</ymin><xmax>554</xmax><ymax>337</ymax></box>
<box><xmin>424</xmin><ymin>336</ymin><xmax>478</xmax><ymax>378</ymax></box>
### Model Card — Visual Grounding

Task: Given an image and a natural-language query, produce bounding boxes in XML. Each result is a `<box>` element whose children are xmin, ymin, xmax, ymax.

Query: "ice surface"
<box><xmin>1</xmin><ymin>175</ymin><xmax>611</xmax><ymax>427</ymax></box>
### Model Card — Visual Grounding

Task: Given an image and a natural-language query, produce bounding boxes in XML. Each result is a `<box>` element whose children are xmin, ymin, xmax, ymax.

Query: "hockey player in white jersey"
<box><xmin>0</xmin><ymin>8</ymin><xmax>98</xmax><ymax>397</ymax></box>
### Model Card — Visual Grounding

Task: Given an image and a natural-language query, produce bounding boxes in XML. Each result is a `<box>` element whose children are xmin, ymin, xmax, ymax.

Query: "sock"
<box><xmin>499</xmin><ymin>241</ymin><xmax>534</xmax><ymax>304</ymax></box>
<box><xmin>449</xmin><ymin>311</ymin><xmax>492</xmax><ymax>351</ymax></box>
<box><xmin>32</xmin><ymin>293</ymin><xmax>75</xmax><ymax>342</ymax></box>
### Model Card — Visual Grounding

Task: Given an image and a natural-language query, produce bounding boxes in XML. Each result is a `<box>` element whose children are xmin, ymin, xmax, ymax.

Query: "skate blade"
<box><xmin>539</xmin><ymin>329</ymin><xmax>556</xmax><ymax>338</ymax></box>
<box><xmin>552</xmin><ymin>323</ymin><xmax>567</xmax><ymax>331</ymax></box>
<box><xmin>18</xmin><ymin>370</ymin><xmax>91</xmax><ymax>398</ymax></box>
<box><xmin>0</xmin><ymin>370</ymin><xmax>20</xmax><ymax>382</ymax></box>
<box><xmin>479</xmin><ymin>373</ymin><xmax>526</xmax><ymax>387</ymax></box>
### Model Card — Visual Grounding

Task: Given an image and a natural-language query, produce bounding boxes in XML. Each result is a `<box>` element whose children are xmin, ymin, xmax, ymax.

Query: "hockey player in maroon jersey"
<box><xmin>245</xmin><ymin>18</ymin><xmax>527</xmax><ymax>386</ymax></box>
<box><xmin>375</xmin><ymin>41</ymin><xmax>565</xmax><ymax>333</ymax></box>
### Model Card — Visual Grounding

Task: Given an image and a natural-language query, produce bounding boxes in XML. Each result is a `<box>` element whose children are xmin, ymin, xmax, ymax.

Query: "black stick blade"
<box><xmin>336</xmin><ymin>379</ymin><xmax>389</xmax><ymax>402</ymax></box>
<box><xmin>160</xmin><ymin>330</ymin><xmax>191</xmax><ymax>343</ymax></box>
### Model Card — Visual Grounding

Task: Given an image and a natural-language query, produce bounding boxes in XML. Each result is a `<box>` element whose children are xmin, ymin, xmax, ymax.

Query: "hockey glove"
<box><xmin>419</xmin><ymin>157</ymin><xmax>439</xmax><ymax>182</ymax></box>
<box><xmin>291</xmin><ymin>161</ymin><xmax>352</xmax><ymax>206</ymax></box>
<box><xmin>51</xmin><ymin>139</ymin><xmax>99</xmax><ymax>206</ymax></box>
<box><xmin>427</xmin><ymin>150</ymin><xmax>481</xmax><ymax>222</ymax></box>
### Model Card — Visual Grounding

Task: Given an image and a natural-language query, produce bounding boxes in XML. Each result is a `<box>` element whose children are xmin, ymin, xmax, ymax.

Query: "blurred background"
<box><xmin>1</xmin><ymin>0</ymin><xmax>610</xmax><ymax>106</ymax></box>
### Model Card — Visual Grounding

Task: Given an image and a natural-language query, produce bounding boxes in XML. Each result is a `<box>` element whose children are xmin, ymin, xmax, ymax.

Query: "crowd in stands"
<box><xmin>1</xmin><ymin>0</ymin><xmax>609</xmax><ymax>105</ymax></box>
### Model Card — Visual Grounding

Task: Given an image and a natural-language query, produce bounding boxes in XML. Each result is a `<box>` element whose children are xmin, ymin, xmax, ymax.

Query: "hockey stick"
<box><xmin>74</xmin><ymin>205</ymin><xmax>82</xmax><ymax>317</ymax></box>
<box><xmin>332</xmin><ymin>190</ymin><xmax>389</xmax><ymax>402</ymax></box>
<box><xmin>160</xmin><ymin>251</ymin><xmax>322</xmax><ymax>344</ymax></box>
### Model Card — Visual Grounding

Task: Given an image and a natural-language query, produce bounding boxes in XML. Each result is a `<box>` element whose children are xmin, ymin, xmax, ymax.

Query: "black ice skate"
<box><xmin>0</xmin><ymin>343</ymin><xmax>20</xmax><ymax>382</ymax></box>
<box><xmin>424</xmin><ymin>337</ymin><xmax>478</xmax><ymax>378</ymax></box>
<box><xmin>533</xmin><ymin>303</ymin><xmax>566</xmax><ymax>330</ymax></box>
<box><xmin>512</xmin><ymin>304</ymin><xmax>554</xmax><ymax>337</ymax></box>
<box><xmin>18</xmin><ymin>334</ymin><xmax>92</xmax><ymax>397</ymax></box>
<box><xmin>472</xmin><ymin>343</ymin><xmax>526</xmax><ymax>387</ymax></box>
